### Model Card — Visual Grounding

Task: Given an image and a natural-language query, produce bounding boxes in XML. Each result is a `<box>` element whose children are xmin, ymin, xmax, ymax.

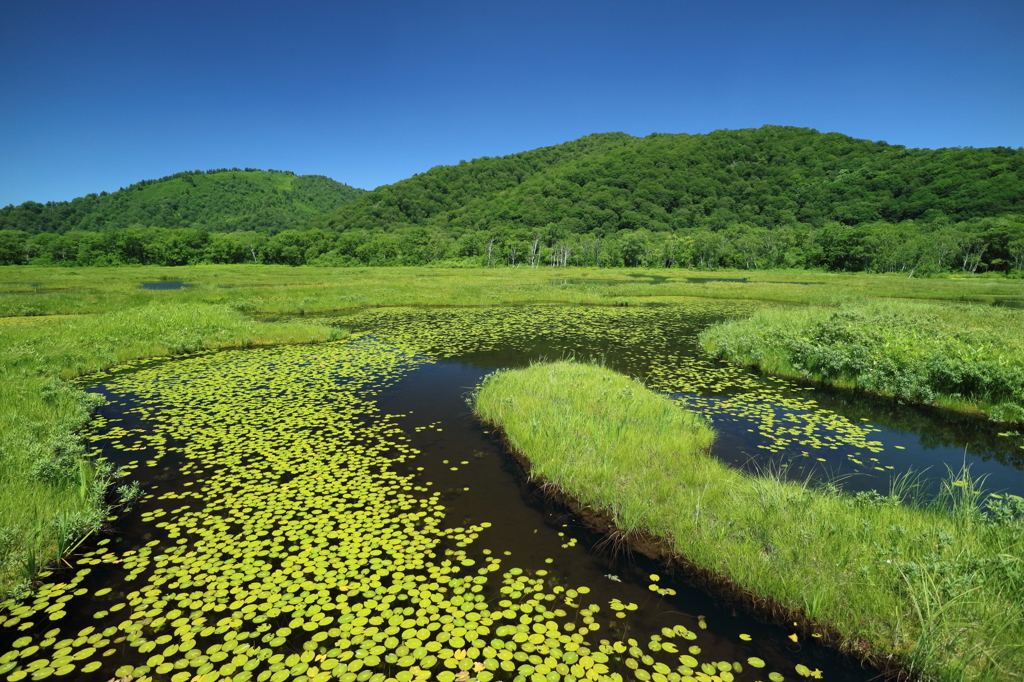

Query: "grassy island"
<box><xmin>473</xmin><ymin>360</ymin><xmax>1024</xmax><ymax>682</ymax></box>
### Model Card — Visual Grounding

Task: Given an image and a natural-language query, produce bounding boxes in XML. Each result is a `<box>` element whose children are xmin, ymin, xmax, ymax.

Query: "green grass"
<box><xmin>0</xmin><ymin>304</ymin><xmax>339</xmax><ymax>596</ymax></box>
<box><xmin>699</xmin><ymin>300</ymin><xmax>1024</xmax><ymax>423</ymax></box>
<box><xmin>3</xmin><ymin>265</ymin><xmax>1024</xmax><ymax>319</ymax></box>
<box><xmin>473</xmin><ymin>360</ymin><xmax>1024</xmax><ymax>682</ymax></box>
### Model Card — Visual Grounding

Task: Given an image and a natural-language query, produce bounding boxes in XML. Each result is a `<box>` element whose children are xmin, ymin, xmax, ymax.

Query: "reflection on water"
<box><xmin>4</xmin><ymin>302</ymin><xmax>1020</xmax><ymax>682</ymax></box>
<box><xmin>0</xmin><ymin>283</ymin><xmax>41</xmax><ymax>295</ymax></box>
<box><xmin>376</xmin><ymin>359</ymin><xmax>877</xmax><ymax>681</ymax></box>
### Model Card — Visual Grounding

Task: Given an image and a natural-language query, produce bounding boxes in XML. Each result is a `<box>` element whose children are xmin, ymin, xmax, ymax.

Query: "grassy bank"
<box><xmin>3</xmin><ymin>265</ymin><xmax>1024</xmax><ymax>319</ymax></box>
<box><xmin>473</xmin><ymin>360</ymin><xmax>1024</xmax><ymax>682</ymax></box>
<box><xmin>699</xmin><ymin>300</ymin><xmax>1024</xmax><ymax>423</ymax></box>
<box><xmin>0</xmin><ymin>304</ymin><xmax>337</xmax><ymax>596</ymax></box>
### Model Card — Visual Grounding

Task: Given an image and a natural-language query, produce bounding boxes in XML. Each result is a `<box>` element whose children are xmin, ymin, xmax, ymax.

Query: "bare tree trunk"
<box><xmin>509</xmin><ymin>244</ymin><xmax>517</xmax><ymax>266</ymax></box>
<box><xmin>487</xmin><ymin>237</ymin><xmax>495</xmax><ymax>267</ymax></box>
<box><xmin>970</xmin><ymin>244</ymin><xmax>987</xmax><ymax>274</ymax></box>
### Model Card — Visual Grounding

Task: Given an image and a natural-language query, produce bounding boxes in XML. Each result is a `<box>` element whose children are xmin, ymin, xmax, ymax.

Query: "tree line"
<box><xmin>2</xmin><ymin>217</ymin><xmax>1021</xmax><ymax>274</ymax></box>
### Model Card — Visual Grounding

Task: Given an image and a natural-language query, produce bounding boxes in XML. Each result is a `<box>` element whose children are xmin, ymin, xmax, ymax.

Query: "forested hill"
<box><xmin>0</xmin><ymin>169</ymin><xmax>365</xmax><ymax>234</ymax></box>
<box><xmin>307</xmin><ymin>132</ymin><xmax>639</xmax><ymax>232</ymax></box>
<box><xmin>312</xmin><ymin>126</ymin><xmax>1023</xmax><ymax>234</ymax></box>
<box><xmin>2</xmin><ymin>127</ymin><xmax>1022</xmax><ymax>271</ymax></box>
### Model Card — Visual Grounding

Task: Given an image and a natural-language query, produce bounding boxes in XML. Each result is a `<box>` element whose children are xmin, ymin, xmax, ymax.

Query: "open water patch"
<box><xmin>5</xmin><ymin>302</ymin><xmax>1020</xmax><ymax>682</ymax></box>
<box><xmin>140</xmin><ymin>282</ymin><xmax>192</xmax><ymax>290</ymax></box>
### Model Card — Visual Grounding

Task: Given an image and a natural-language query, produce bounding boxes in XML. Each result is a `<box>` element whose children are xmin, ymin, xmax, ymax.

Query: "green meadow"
<box><xmin>3</xmin><ymin>266</ymin><xmax>1024</xmax><ymax>318</ymax></box>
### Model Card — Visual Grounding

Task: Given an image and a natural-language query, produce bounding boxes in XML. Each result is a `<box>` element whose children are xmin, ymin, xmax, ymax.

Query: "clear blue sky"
<box><xmin>1</xmin><ymin>0</ymin><xmax>1021</xmax><ymax>207</ymax></box>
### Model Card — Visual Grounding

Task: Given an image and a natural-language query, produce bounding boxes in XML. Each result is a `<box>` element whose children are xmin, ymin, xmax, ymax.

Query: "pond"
<box><xmin>140</xmin><ymin>282</ymin><xmax>192</xmax><ymax>290</ymax></box>
<box><xmin>4</xmin><ymin>301</ymin><xmax>1022</xmax><ymax>682</ymax></box>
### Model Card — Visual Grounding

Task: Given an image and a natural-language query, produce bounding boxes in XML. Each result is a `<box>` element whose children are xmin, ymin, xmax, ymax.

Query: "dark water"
<box><xmin>140</xmin><ymin>281</ymin><xmax>191</xmax><ymax>290</ymax></box>
<box><xmin>338</xmin><ymin>306</ymin><xmax>1024</xmax><ymax>500</ymax></box>
<box><xmin>992</xmin><ymin>298</ymin><xmax>1024</xmax><ymax>309</ymax></box>
<box><xmin>0</xmin><ymin>283</ymin><xmax>41</xmax><ymax>295</ymax></box>
<box><xmin>687</xmin><ymin>388</ymin><xmax>1024</xmax><ymax>498</ymax></box>
<box><xmin>796</xmin><ymin>384</ymin><xmax>1024</xmax><ymax>489</ymax></box>
<box><xmin>375</xmin><ymin>360</ymin><xmax>877</xmax><ymax>681</ymax></box>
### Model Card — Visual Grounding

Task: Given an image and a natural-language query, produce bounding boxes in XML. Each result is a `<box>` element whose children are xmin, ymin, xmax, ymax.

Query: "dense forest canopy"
<box><xmin>312</xmin><ymin>126</ymin><xmax>1022</xmax><ymax>233</ymax></box>
<box><xmin>1</xmin><ymin>127</ymin><xmax>1022</xmax><ymax>273</ymax></box>
<box><xmin>0</xmin><ymin>168</ymin><xmax>365</xmax><ymax>235</ymax></box>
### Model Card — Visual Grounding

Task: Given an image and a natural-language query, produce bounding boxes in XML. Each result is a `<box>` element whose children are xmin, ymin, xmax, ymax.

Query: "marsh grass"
<box><xmin>699</xmin><ymin>300</ymin><xmax>1024</xmax><ymax>423</ymax></box>
<box><xmin>0</xmin><ymin>304</ymin><xmax>337</xmax><ymax>595</ymax></box>
<box><xmin>4</xmin><ymin>265</ymin><xmax>1024</xmax><ymax>319</ymax></box>
<box><xmin>474</xmin><ymin>360</ymin><xmax>1024</xmax><ymax>682</ymax></box>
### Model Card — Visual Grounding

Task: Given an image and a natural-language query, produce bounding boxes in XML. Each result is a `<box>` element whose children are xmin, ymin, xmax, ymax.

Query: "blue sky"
<box><xmin>1</xmin><ymin>0</ymin><xmax>1021</xmax><ymax>206</ymax></box>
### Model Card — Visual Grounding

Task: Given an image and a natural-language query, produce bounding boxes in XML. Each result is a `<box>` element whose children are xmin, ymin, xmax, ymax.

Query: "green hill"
<box><xmin>1</xmin><ymin>127</ymin><xmax>1022</xmax><ymax>270</ymax></box>
<box><xmin>308</xmin><ymin>132</ymin><xmax>639</xmax><ymax>232</ymax></box>
<box><xmin>0</xmin><ymin>169</ymin><xmax>365</xmax><ymax>235</ymax></box>
<box><xmin>313</xmin><ymin>126</ymin><xmax>1023</xmax><ymax>235</ymax></box>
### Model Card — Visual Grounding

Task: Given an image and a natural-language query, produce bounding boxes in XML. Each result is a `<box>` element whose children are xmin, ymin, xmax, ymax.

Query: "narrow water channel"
<box><xmin>373</xmin><ymin>360</ymin><xmax>878</xmax><ymax>681</ymax></box>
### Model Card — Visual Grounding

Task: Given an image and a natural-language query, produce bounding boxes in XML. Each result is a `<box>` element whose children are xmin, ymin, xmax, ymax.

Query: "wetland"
<box><xmin>2</xmin><ymin>267</ymin><xmax>1024</xmax><ymax>682</ymax></box>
